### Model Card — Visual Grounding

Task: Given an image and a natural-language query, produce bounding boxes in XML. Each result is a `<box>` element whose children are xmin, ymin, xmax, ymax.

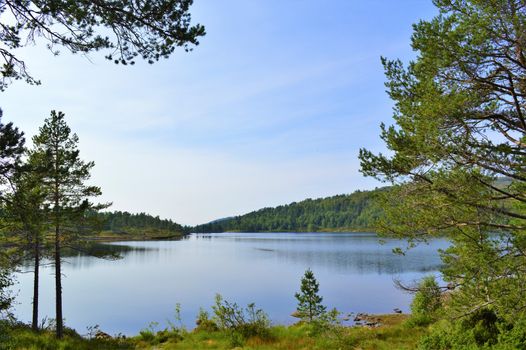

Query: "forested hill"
<box><xmin>92</xmin><ymin>211</ymin><xmax>187</xmax><ymax>236</ymax></box>
<box><xmin>192</xmin><ymin>188</ymin><xmax>384</xmax><ymax>233</ymax></box>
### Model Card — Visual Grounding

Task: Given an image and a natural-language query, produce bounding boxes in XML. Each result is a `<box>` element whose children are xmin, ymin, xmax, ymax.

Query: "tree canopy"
<box><xmin>192</xmin><ymin>189</ymin><xmax>384</xmax><ymax>233</ymax></box>
<box><xmin>359</xmin><ymin>0</ymin><xmax>526</xmax><ymax>323</ymax></box>
<box><xmin>93</xmin><ymin>210</ymin><xmax>186</xmax><ymax>234</ymax></box>
<box><xmin>0</xmin><ymin>0</ymin><xmax>205</xmax><ymax>90</ymax></box>
<box><xmin>0</xmin><ymin>109</ymin><xmax>24</xmax><ymax>186</ymax></box>
<box><xmin>30</xmin><ymin>110</ymin><xmax>105</xmax><ymax>337</ymax></box>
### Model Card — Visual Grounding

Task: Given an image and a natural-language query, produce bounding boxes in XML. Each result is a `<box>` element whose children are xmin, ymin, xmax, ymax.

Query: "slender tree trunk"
<box><xmin>32</xmin><ymin>236</ymin><xmax>40</xmax><ymax>332</ymax></box>
<box><xmin>54</xmin><ymin>155</ymin><xmax>63</xmax><ymax>338</ymax></box>
<box><xmin>55</xmin><ymin>222</ymin><xmax>63</xmax><ymax>338</ymax></box>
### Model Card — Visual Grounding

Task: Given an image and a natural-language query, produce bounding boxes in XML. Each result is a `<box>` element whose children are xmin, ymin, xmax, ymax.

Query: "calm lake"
<box><xmin>12</xmin><ymin>232</ymin><xmax>449</xmax><ymax>335</ymax></box>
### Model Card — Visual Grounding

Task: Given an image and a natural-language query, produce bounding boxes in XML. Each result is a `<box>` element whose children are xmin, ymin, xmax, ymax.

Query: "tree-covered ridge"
<box><xmin>193</xmin><ymin>188</ymin><xmax>384</xmax><ymax>233</ymax></box>
<box><xmin>1</xmin><ymin>209</ymin><xmax>187</xmax><ymax>237</ymax></box>
<box><xmin>93</xmin><ymin>211</ymin><xmax>186</xmax><ymax>235</ymax></box>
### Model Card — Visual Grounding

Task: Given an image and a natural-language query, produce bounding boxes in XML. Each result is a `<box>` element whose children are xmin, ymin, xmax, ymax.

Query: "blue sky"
<box><xmin>1</xmin><ymin>0</ymin><xmax>437</xmax><ymax>225</ymax></box>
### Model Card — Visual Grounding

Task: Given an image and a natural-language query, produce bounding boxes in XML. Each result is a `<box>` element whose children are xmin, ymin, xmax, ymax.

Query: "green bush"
<box><xmin>418</xmin><ymin>309</ymin><xmax>522</xmax><ymax>349</ymax></box>
<box><xmin>138</xmin><ymin>329</ymin><xmax>155</xmax><ymax>342</ymax></box>
<box><xmin>460</xmin><ymin>308</ymin><xmax>500</xmax><ymax>347</ymax></box>
<box><xmin>494</xmin><ymin>317</ymin><xmax>526</xmax><ymax>349</ymax></box>
<box><xmin>138</xmin><ymin>318</ymin><xmax>184</xmax><ymax>346</ymax></box>
<box><xmin>212</xmin><ymin>294</ymin><xmax>272</xmax><ymax>344</ymax></box>
<box><xmin>409</xmin><ymin>276</ymin><xmax>442</xmax><ymax>326</ymax></box>
<box><xmin>0</xmin><ymin>269</ymin><xmax>14</xmax><ymax>318</ymax></box>
<box><xmin>303</xmin><ymin>307</ymin><xmax>342</xmax><ymax>337</ymax></box>
<box><xmin>195</xmin><ymin>308</ymin><xmax>218</xmax><ymax>333</ymax></box>
<box><xmin>0</xmin><ymin>320</ymin><xmax>13</xmax><ymax>350</ymax></box>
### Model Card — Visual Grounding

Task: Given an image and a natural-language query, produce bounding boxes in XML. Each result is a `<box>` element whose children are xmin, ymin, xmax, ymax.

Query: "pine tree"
<box><xmin>359</xmin><ymin>0</ymin><xmax>526</xmax><ymax>322</ymax></box>
<box><xmin>30</xmin><ymin>110</ymin><xmax>105</xmax><ymax>338</ymax></box>
<box><xmin>0</xmin><ymin>108</ymin><xmax>25</xmax><ymax>188</ymax></box>
<box><xmin>4</xmin><ymin>164</ymin><xmax>49</xmax><ymax>331</ymax></box>
<box><xmin>0</xmin><ymin>108</ymin><xmax>24</xmax><ymax>320</ymax></box>
<box><xmin>295</xmin><ymin>269</ymin><xmax>326</xmax><ymax>322</ymax></box>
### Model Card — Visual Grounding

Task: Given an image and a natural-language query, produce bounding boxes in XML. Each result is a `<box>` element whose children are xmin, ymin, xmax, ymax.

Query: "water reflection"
<box><xmin>198</xmin><ymin>232</ymin><xmax>447</xmax><ymax>274</ymax></box>
<box><xmin>12</xmin><ymin>232</ymin><xmax>448</xmax><ymax>336</ymax></box>
<box><xmin>17</xmin><ymin>242</ymin><xmax>157</xmax><ymax>270</ymax></box>
<box><xmin>267</xmin><ymin>249</ymin><xmax>442</xmax><ymax>274</ymax></box>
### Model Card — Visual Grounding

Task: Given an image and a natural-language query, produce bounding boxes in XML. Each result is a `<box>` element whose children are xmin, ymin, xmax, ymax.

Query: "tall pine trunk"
<box><xmin>30</xmin><ymin>111</ymin><xmax>103</xmax><ymax>339</ymax></box>
<box><xmin>54</xmin><ymin>158</ymin><xmax>63</xmax><ymax>338</ymax></box>
<box><xmin>32</xmin><ymin>236</ymin><xmax>40</xmax><ymax>331</ymax></box>
<box><xmin>54</xmin><ymin>229</ymin><xmax>63</xmax><ymax>338</ymax></box>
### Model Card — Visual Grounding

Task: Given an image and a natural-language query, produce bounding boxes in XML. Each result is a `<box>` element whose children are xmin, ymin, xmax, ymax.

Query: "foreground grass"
<box><xmin>2</xmin><ymin>315</ymin><xmax>428</xmax><ymax>350</ymax></box>
<box><xmin>1</xmin><ymin>325</ymin><xmax>132</xmax><ymax>350</ymax></box>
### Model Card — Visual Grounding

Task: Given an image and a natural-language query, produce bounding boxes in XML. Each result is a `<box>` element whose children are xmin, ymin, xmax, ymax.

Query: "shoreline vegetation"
<box><xmin>0</xmin><ymin>210</ymin><xmax>188</xmax><ymax>246</ymax></box>
<box><xmin>87</xmin><ymin>230</ymin><xmax>185</xmax><ymax>242</ymax></box>
<box><xmin>2</xmin><ymin>308</ymin><xmax>424</xmax><ymax>350</ymax></box>
<box><xmin>4</xmin><ymin>269</ymin><xmax>526</xmax><ymax>349</ymax></box>
<box><xmin>0</xmin><ymin>268</ymin><xmax>445</xmax><ymax>350</ymax></box>
<box><xmin>205</xmin><ymin>228</ymin><xmax>378</xmax><ymax>234</ymax></box>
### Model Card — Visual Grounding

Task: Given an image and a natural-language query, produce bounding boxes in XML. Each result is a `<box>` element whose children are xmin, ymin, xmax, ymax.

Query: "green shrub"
<box><xmin>409</xmin><ymin>276</ymin><xmax>442</xmax><ymax>326</ymax></box>
<box><xmin>303</xmin><ymin>307</ymin><xmax>342</xmax><ymax>337</ymax></box>
<box><xmin>137</xmin><ymin>318</ymin><xmax>184</xmax><ymax>346</ymax></box>
<box><xmin>138</xmin><ymin>329</ymin><xmax>155</xmax><ymax>342</ymax></box>
<box><xmin>460</xmin><ymin>308</ymin><xmax>500</xmax><ymax>347</ymax></box>
<box><xmin>195</xmin><ymin>308</ymin><xmax>218</xmax><ymax>332</ymax></box>
<box><xmin>212</xmin><ymin>294</ymin><xmax>272</xmax><ymax>345</ymax></box>
<box><xmin>419</xmin><ymin>309</ymin><xmax>509</xmax><ymax>349</ymax></box>
<box><xmin>494</xmin><ymin>317</ymin><xmax>526</xmax><ymax>349</ymax></box>
<box><xmin>0</xmin><ymin>320</ymin><xmax>13</xmax><ymax>350</ymax></box>
<box><xmin>0</xmin><ymin>269</ymin><xmax>14</xmax><ymax>318</ymax></box>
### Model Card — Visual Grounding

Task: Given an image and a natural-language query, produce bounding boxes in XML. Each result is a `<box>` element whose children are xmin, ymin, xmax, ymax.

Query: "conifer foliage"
<box><xmin>359</xmin><ymin>0</ymin><xmax>526</xmax><ymax>322</ymax></box>
<box><xmin>0</xmin><ymin>0</ymin><xmax>205</xmax><ymax>90</ymax></box>
<box><xmin>30</xmin><ymin>110</ymin><xmax>106</xmax><ymax>338</ymax></box>
<box><xmin>295</xmin><ymin>269</ymin><xmax>326</xmax><ymax>322</ymax></box>
<box><xmin>0</xmin><ymin>108</ymin><xmax>25</xmax><ymax>186</ymax></box>
<box><xmin>0</xmin><ymin>268</ymin><xmax>13</xmax><ymax>317</ymax></box>
<box><xmin>0</xmin><ymin>109</ymin><xmax>25</xmax><ymax>320</ymax></box>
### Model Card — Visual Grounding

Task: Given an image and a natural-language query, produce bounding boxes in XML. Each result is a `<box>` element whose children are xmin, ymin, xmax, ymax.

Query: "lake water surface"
<box><xmin>12</xmin><ymin>232</ymin><xmax>448</xmax><ymax>335</ymax></box>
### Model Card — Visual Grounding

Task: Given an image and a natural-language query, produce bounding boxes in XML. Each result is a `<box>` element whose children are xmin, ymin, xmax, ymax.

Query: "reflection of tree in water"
<box><xmin>18</xmin><ymin>242</ymin><xmax>155</xmax><ymax>270</ymax></box>
<box><xmin>223</xmin><ymin>233</ymin><xmax>448</xmax><ymax>275</ymax></box>
<box><xmin>194</xmin><ymin>234</ymin><xmax>213</xmax><ymax>240</ymax></box>
<box><xmin>25</xmin><ymin>233</ymin><xmax>446</xmax><ymax>273</ymax></box>
<box><xmin>267</xmin><ymin>248</ymin><xmax>443</xmax><ymax>274</ymax></box>
<box><xmin>198</xmin><ymin>232</ymin><xmax>447</xmax><ymax>274</ymax></box>
<box><xmin>69</xmin><ymin>243</ymin><xmax>143</xmax><ymax>257</ymax></box>
<box><xmin>258</xmin><ymin>248</ymin><xmax>442</xmax><ymax>274</ymax></box>
<box><xmin>67</xmin><ymin>243</ymin><xmax>159</xmax><ymax>269</ymax></box>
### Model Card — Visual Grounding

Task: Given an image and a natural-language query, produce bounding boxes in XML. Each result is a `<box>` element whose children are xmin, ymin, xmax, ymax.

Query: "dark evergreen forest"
<box><xmin>192</xmin><ymin>188</ymin><xmax>384</xmax><ymax>233</ymax></box>
<box><xmin>92</xmin><ymin>211</ymin><xmax>186</xmax><ymax>234</ymax></box>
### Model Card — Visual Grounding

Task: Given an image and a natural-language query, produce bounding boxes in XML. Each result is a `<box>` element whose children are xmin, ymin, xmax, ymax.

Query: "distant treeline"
<box><xmin>92</xmin><ymin>211</ymin><xmax>186</xmax><ymax>234</ymax></box>
<box><xmin>192</xmin><ymin>188</ymin><xmax>385</xmax><ymax>233</ymax></box>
